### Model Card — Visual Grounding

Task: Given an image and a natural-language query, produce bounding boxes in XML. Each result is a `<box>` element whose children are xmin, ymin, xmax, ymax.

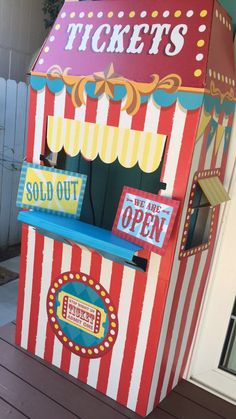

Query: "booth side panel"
<box><xmin>146</xmin><ymin>98</ymin><xmax>235</xmax><ymax>415</ymax></box>
<box><xmin>15</xmin><ymin>83</ymin><xmax>203</xmax><ymax>416</ymax></box>
<box><xmin>15</xmin><ymin>234</ymin><xmax>170</xmax><ymax>417</ymax></box>
<box><xmin>133</xmin><ymin>106</ymin><xmax>202</xmax><ymax>416</ymax></box>
<box><xmin>205</xmin><ymin>0</ymin><xmax>235</xmax><ymax>103</ymax></box>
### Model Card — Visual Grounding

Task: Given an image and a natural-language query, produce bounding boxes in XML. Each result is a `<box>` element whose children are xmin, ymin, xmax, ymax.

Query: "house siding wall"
<box><xmin>0</xmin><ymin>0</ymin><xmax>47</xmax><ymax>82</ymax></box>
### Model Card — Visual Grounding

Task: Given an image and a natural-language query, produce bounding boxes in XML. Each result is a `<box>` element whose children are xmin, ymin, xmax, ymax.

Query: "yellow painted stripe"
<box><xmin>64</xmin><ymin>118</ymin><xmax>72</xmax><ymax>154</ymax></box>
<box><xmin>109</xmin><ymin>126</ymin><xmax>120</xmax><ymax>163</ymax></box>
<box><xmin>53</xmin><ymin>117</ymin><xmax>63</xmax><ymax>152</ymax></box>
<box><xmin>71</xmin><ymin>120</ymin><xmax>81</xmax><ymax>157</ymax></box>
<box><xmin>47</xmin><ymin>116</ymin><xmax>167</xmax><ymax>173</ymax></box>
<box><xmin>100</xmin><ymin>125</ymin><xmax>111</xmax><ymax>163</ymax></box>
<box><xmin>119</xmin><ymin>128</ymin><xmax>131</xmax><ymax>168</ymax></box>
<box><xmin>139</xmin><ymin>132</ymin><xmax>153</xmax><ymax>172</ymax></box>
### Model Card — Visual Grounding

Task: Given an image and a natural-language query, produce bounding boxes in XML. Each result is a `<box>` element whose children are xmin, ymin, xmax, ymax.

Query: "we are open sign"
<box><xmin>113</xmin><ymin>187</ymin><xmax>179</xmax><ymax>254</ymax></box>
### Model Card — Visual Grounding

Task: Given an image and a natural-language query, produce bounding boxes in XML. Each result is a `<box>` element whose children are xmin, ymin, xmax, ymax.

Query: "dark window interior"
<box><xmin>49</xmin><ymin>149</ymin><xmax>167</xmax><ymax>231</ymax></box>
<box><xmin>219</xmin><ymin>297</ymin><xmax>236</xmax><ymax>376</ymax></box>
<box><xmin>185</xmin><ymin>184</ymin><xmax>212</xmax><ymax>250</ymax></box>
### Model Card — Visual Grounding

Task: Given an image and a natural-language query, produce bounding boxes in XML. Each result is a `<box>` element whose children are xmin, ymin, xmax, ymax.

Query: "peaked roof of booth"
<box><xmin>33</xmin><ymin>0</ymin><xmax>235</xmax><ymax>98</ymax></box>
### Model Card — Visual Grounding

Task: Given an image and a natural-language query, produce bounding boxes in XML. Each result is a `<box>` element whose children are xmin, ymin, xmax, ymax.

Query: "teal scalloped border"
<box><xmin>30</xmin><ymin>75</ymin><xmax>235</xmax><ymax>115</ymax></box>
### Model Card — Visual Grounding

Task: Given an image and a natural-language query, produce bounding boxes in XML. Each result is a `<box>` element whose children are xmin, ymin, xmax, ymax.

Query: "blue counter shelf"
<box><xmin>18</xmin><ymin>210</ymin><xmax>142</xmax><ymax>262</ymax></box>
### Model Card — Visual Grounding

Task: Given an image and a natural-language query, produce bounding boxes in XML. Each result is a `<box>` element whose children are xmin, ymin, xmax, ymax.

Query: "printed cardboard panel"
<box><xmin>205</xmin><ymin>0</ymin><xmax>236</xmax><ymax>101</ymax></box>
<box><xmin>112</xmin><ymin>187</ymin><xmax>179</xmax><ymax>255</ymax></box>
<box><xmin>47</xmin><ymin>270</ymin><xmax>119</xmax><ymax>358</ymax></box>
<box><xmin>33</xmin><ymin>0</ymin><xmax>215</xmax><ymax>88</ymax></box>
<box><xmin>17</xmin><ymin>162</ymin><xmax>87</xmax><ymax>218</ymax></box>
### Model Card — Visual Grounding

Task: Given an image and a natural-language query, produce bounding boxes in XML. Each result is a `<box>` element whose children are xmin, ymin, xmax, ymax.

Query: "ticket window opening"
<box><xmin>41</xmin><ymin>147</ymin><xmax>167</xmax><ymax>232</ymax></box>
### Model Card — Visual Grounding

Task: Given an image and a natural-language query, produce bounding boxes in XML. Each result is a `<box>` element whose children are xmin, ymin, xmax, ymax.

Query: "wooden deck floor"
<box><xmin>0</xmin><ymin>322</ymin><xmax>235</xmax><ymax>419</ymax></box>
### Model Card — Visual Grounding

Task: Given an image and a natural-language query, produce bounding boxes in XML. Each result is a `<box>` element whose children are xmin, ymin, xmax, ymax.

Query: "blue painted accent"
<box><xmin>47</xmin><ymin>78</ymin><xmax>65</xmax><ymax>93</ymax></box>
<box><xmin>30</xmin><ymin>75</ymin><xmax>46</xmax><ymax>91</ymax></box>
<box><xmin>30</xmin><ymin>76</ymin><xmax>235</xmax><ymax>114</ymax></box>
<box><xmin>16</xmin><ymin>162</ymin><xmax>87</xmax><ymax>219</ymax></box>
<box><xmin>207</xmin><ymin>119</ymin><xmax>218</xmax><ymax>150</ymax></box>
<box><xmin>203</xmin><ymin>95</ymin><xmax>235</xmax><ymax>116</ymax></box>
<box><xmin>18</xmin><ymin>211</ymin><xmax>142</xmax><ymax>261</ymax></box>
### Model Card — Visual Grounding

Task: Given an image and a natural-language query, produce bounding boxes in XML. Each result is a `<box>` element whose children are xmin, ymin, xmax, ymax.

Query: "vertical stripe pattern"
<box><xmin>17</xmin><ymin>87</ymin><xmax>233</xmax><ymax>418</ymax></box>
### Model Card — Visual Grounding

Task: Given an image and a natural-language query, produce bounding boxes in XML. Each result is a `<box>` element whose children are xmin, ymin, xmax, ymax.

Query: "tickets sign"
<box><xmin>17</xmin><ymin>162</ymin><xmax>87</xmax><ymax>218</ymax></box>
<box><xmin>113</xmin><ymin>187</ymin><xmax>179</xmax><ymax>254</ymax></box>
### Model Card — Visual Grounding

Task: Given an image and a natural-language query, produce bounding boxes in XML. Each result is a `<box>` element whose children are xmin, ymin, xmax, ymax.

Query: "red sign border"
<box><xmin>112</xmin><ymin>186</ymin><xmax>179</xmax><ymax>255</ymax></box>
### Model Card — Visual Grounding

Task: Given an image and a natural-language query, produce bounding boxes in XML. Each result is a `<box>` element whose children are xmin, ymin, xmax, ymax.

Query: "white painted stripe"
<box><xmin>61</xmin><ymin>243</ymin><xmax>73</xmax><ymax>272</ymax></box>
<box><xmin>172</xmin><ymin>251</ymin><xmax>208</xmax><ymax>388</ymax></box>
<box><xmin>160</xmin><ymin>256</ymin><xmax>195</xmax><ymax>399</ymax></box>
<box><xmin>107</xmin><ymin>266</ymin><xmax>135</xmax><ymax>400</ymax></box>
<box><xmin>74</xmin><ymin>103</ymin><xmax>86</xmax><ymax>122</ymax></box>
<box><xmin>33</xmin><ymin>89</ymin><xmax>46</xmax><ymax>163</ymax></box>
<box><xmin>96</xmin><ymin>95</ymin><xmax>110</xmax><ymax>125</ymax></box>
<box><xmin>54</xmin><ymin>87</ymin><xmax>66</xmax><ymax>117</ymax></box>
<box><xmin>118</xmin><ymin>99</ymin><xmax>132</xmax><ymax>129</ymax></box>
<box><xmin>21</xmin><ymin>227</ymin><xmax>36</xmax><ymax>349</ymax></box>
<box><xmin>147</xmin><ymin>136</ymin><xmax>203</xmax><ymax>413</ymax></box>
<box><xmin>127</xmin><ymin>253</ymin><xmax>161</xmax><ymax>411</ymax></box>
<box><xmin>87</xmin><ymin>258</ymin><xmax>113</xmax><ymax>388</ymax></box>
<box><xmin>35</xmin><ymin>236</ymin><xmax>54</xmax><ymax>358</ymax></box>
<box><xmin>52</xmin><ymin>243</ymin><xmax>72</xmax><ymax>368</ymax></box>
<box><xmin>81</xmin><ymin>248</ymin><xmax>92</xmax><ymax>274</ymax></box>
<box><xmin>144</xmin><ymin>98</ymin><xmax>160</xmax><ymax>133</ymax></box>
<box><xmin>161</xmin><ymin>102</ymin><xmax>187</xmax><ymax>196</ymax></box>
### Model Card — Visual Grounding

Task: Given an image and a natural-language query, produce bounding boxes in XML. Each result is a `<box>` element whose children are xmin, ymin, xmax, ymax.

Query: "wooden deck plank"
<box><xmin>159</xmin><ymin>391</ymin><xmax>225</xmax><ymax>419</ymax></box>
<box><xmin>0</xmin><ymin>338</ymin><xmax>131</xmax><ymax>419</ymax></box>
<box><xmin>0</xmin><ymin>365</ymin><xmax>78</xmax><ymax>419</ymax></box>
<box><xmin>0</xmin><ymin>323</ymin><xmax>138</xmax><ymax>419</ymax></box>
<box><xmin>174</xmin><ymin>380</ymin><xmax>236</xmax><ymax>419</ymax></box>
<box><xmin>146</xmin><ymin>408</ymin><xmax>178</xmax><ymax>419</ymax></box>
<box><xmin>0</xmin><ymin>398</ymin><xmax>27</xmax><ymax>419</ymax></box>
<box><xmin>1</xmin><ymin>323</ymin><xmax>235</xmax><ymax>419</ymax></box>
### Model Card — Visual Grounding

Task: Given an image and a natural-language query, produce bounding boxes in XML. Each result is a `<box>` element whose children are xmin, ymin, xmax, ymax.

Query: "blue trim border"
<box><xmin>30</xmin><ymin>75</ymin><xmax>235</xmax><ymax>115</ymax></box>
<box><xmin>16</xmin><ymin>162</ymin><xmax>87</xmax><ymax>219</ymax></box>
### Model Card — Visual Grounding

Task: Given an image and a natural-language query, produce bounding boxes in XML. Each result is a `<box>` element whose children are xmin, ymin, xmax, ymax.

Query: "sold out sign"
<box><xmin>113</xmin><ymin>187</ymin><xmax>179</xmax><ymax>254</ymax></box>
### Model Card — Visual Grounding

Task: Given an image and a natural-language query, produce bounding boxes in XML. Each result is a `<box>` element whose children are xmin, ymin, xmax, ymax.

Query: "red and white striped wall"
<box><xmin>16</xmin><ymin>85</ymin><xmax>233</xmax><ymax>417</ymax></box>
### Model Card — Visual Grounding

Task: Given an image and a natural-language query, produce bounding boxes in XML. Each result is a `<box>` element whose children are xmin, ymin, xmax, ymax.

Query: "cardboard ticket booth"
<box><xmin>16</xmin><ymin>0</ymin><xmax>235</xmax><ymax>416</ymax></box>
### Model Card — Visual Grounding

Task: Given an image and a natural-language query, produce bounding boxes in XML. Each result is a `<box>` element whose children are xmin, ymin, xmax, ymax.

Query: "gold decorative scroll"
<box><xmin>210</xmin><ymin>80</ymin><xmax>235</xmax><ymax>104</ymax></box>
<box><xmin>47</xmin><ymin>63</ymin><xmax>182</xmax><ymax>116</ymax></box>
<box><xmin>47</xmin><ymin>116</ymin><xmax>167</xmax><ymax>173</ymax></box>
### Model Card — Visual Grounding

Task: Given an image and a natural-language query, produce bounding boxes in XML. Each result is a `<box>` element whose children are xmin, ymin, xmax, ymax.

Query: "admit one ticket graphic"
<box><xmin>57</xmin><ymin>291</ymin><xmax>107</xmax><ymax>339</ymax></box>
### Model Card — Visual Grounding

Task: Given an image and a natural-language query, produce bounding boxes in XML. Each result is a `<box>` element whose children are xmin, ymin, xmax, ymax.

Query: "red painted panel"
<box><xmin>33</xmin><ymin>0</ymin><xmax>214</xmax><ymax>88</ymax></box>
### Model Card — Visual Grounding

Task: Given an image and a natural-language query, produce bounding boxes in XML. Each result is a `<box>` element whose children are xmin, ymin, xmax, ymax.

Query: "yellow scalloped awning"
<box><xmin>47</xmin><ymin>116</ymin><xmax>166</xmax><ymax>173</ymax></box>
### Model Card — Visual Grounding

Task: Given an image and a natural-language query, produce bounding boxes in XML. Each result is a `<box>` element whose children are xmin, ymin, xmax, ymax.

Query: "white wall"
<box><xmin>0</xmin><ymin>0</ymin><xmax>47</xmax><ymax>82</ymax></box>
